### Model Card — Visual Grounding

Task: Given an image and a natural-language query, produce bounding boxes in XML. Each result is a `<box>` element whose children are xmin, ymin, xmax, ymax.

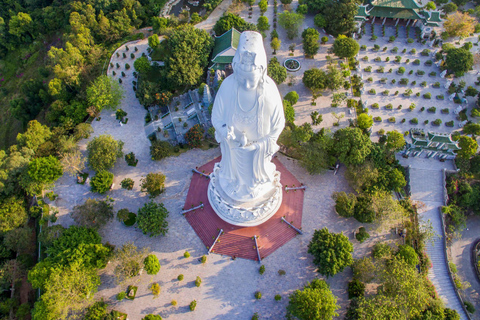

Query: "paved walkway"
<box><xmin>404</xmin><ymin>157</ymin><xmax>469</xmax><ymax>320</ymax></box>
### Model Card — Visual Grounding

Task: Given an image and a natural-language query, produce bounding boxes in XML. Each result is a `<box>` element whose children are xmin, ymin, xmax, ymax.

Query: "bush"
<box><xmin>372</xmin><ymin>242</ymin><xmax>392</xmax><ymax>259</ymax></box>
<box><xmin>255</xmin><ymin>291</ymin><xmax>262</xmax><ymax>299</ymax></box>
<box><xmin>398</xmin><ymin>67</ymin><xmax>406</xmax><ymax>74</ymax></box>
<box><xmin>150</xmin><ymin>140</ymin><xmax>173</xmax><ymax>160</ymax></box>
<box><xmin>348</xmin><ymin>279</ymin><xmax>365</xmax><ymax>298</ymax></box>
<box><xmin>441</xmin><ymin>108</ymin><xmax>449</xmax><ymax>114</ymax></box>
<box><xmin>137</xmin><ymin>201</ymin><xmax>169</xmax><ymax>237</ymax></box>
<box><xmin>429</xmin><ymin>71</ymin><xmax>436</xmax><ymax>77</ymax></box>
<box><xmin>446</xmin><ymin>121</ymin><xmax>454</xmax><ymax>127</ymax></box>
<box><xmin>125</xmin><ymin>63</ymin><xmax>130</xmax><ymax>70</ymax></box>
<box><xmin>464</xmin><ymin>301</ymin><xmax>476</xmax><ymax>314</ymax></box>
<box><xmin>409</xmin><ymin>103</ymin><xmax>416</xmax><ymax>111</ymax></box>
<box><xmin>416</xmin><ymin>70</ymin><xmax>425</xmax><ymax>76</ymax></box>
<box><xmin>369</xmin><ymin>89</ymin><xmax>376</xmax><ymax>94</ymax></box>
<box><xmin>90</xmin><ymin>170</ymin><xmax>114</xmax><ymax>194</ymax></box>
<box><xmin>252</xmin><ymin>313</ymin><xmax>259</xmax><ymax>320</ymax></box>
<box><xmin>259</xmin><ymin>265</ymin><xmax>265</xmax><ymax>275</ymax></box>
<box><xmin>420</xmin><ymin>81</ymin><xmax>427</xmax><ymax>87</ymax></box>
<box><xmin>413</xmin><ymin>59</ymin><xmax>420</xmax><ymax>65</ymax></box>
<box><xmin>184</xmin><ymin>251</ymin><xmax>190</xmax><ymax>258</ymax></box>
<box><xmin>385</xmin><ymin>104</ymin><xmax>393</xmax><ymax>110</ymax></box>
<box><xmin>332</xmin><ymin>192</ymin><xmax>356</xmax><ymax>217</ymax></box>
<box><xmin>389</xmin><ymin>36</ymin><xmax>395</xmax><ymax>42</ymax></box>
<box><xmin>274</xmin><ymin>294</ymin><xmax>282</xmax><ymax>301</ymax></box>
<box><xmin>433</xmin><ymin>119</ymin><xmax>442</xmax><ymax>126</ymax></box>
<box><xmin>189</xmin><ymin>300</ymin><xmax>197</xmax><ymax>311</ymax></box>
<box><xmin>141</xmin><ymin>173</ymin><xmax>166</xmax><ymax>198</ymax></box>
<box><xmin>355</xmin><ymin>227</ymin><xmax>370</xmax><ymax>243</ymax></box>
<box><xmin>374</xmin><ymin>57</ymin><xmax>381</xmax><ymax>62</ymax></box>
<box><xmin>284</xmin><ymin>91</ymin><xmax>299</xmax><ymax>105</ymax></box>
<box><xmin>407</xmin><ymin>38</ymin><xmax>414</xmax><ymax>43</ymax></box>
<box><xmin>396</xmin><ymin>245</ymin><xmax>419</xmax><ymax>266</ymax></box>
<box><xmin>171</xmin><ymin>300</ymin><xmax>177</xmax><ymax>306</ymax></box>
<box><xmin>121</xmin><ymin>71</ymin><xmax>126</xmax><ymax>77</ymax></box>
<box><xmin>427</xmin><ymin>107</ymin><xmax>436</xmax><ymax>113</ymax></box>
<box><xmin>410</xmin><ymin>118</ymin><xmax>419</xmax><ymax>124</ymax></box>
<box><xmin>125</xmin><ymin>152</ymin><xmax>138</xmax><ymax>166</ymax></box>
<box><xmin>360</xmin><ymin>45</ymin><xmax>366</xmax><ymax>50</ymax></box>
<box><xmin>372</xmin><ymin>103</ymin><xmax>379</xmax><ymax>109</ymax></box>
<box><xmin>400</xmin><ymin>78</ymin><xmax>409</xmax><ymax>85</ymax></box>
<box><xmin>423</xmin><ymin>93</ymin><xmax>432</xmax><ymax>99</ymax></box>
<box><xmin>185</xmin><ymin>124</ymin><xmax>204</xmax><ymax>148</ymax></box>
<box><xmin>123</xmin><ymin>52</ymin><xmax>127</xmax><ymax>58</ymax></box>
<box><xmin>421</xmin><ymin>49</ymin><xmax>430</xmax><ymax>56</ymax></box>
<box><xmin>388</xmin><ymin>117</ymin><xmax>396</xmax><ymax>123</ymax></box>
<box><xmin>201</xmin><ymin>255</ymin><xmax>207</xmax><ymax>264</ymax></box>
<box><xmin>177</xmin><ymin>274</ymin><xmax>184</xmax><ymax>281</ymax></box>
<box><xmin>374</xmin><ymin>116</ymin><xmax>382</xmax><ymax>122</ymax></box>
<box><xmin>116</xmin><ymin>292</ymin><xmax>126</xmax><ymax>300</ymax></box>
<box><xmin>195</xmin><ymin>276</ymin><xmax>202</xmax><ymax>287</ymax></box>
<box><xmin>424</xmin><ymin>120</ymin><xmax>429</xmax><ymax>124</ymax></box>
<box><xmin>144</xmin><ymin>255</ymin><xmax>161</xmax><ymax>275</ymax></box>
<box><xmin>121</xmin><ymin>178</ymin><xmax>134</xmax><ymax>190</ymax></box>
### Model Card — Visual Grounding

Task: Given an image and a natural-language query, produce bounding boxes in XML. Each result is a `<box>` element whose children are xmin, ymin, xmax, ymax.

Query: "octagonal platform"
<box><xmin>183</xmin><ymin>157</ymin><xmax>304</xmax><ymax>261</ymax></box>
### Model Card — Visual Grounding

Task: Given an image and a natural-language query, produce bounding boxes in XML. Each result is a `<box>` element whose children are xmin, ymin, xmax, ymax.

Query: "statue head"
<box><xmin>232</xmin><ymin>31</ymin><xmax>267</xmax><ymax>91</ymax></box>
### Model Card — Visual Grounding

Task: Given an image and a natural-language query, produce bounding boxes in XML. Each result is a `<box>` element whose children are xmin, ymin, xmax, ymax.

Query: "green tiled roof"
<box><xmin>212</xmin><ymin>55</ymin><xmax>234</xmax><ymax>64</ymax></box>
<box><xmin>357</xmin><ymin>6</ymin><xmax>369</xmax><ymax>17</ymax></box>
<box><xmin>371</xmin><ymin>0</ymin><xmax>421</xmax><ymax>9</ymax></box>
<box><xmin>368</xmin><ymin>6</ymin><xmax>423</xmax><ymax>19</ymax></box>
<box><xmin>428</xmin><ymin>132</ymin><xmax>454</xmax><ymax>143</ymax></box>
<box><xmin>412</xmin><ymin>139</ymin><xmax>428</xmax><ymax>147</ymax></box>
<box><xmin>211</xmin><ymin>28</ymin><xmax>241</xmax><ymax>63</ymax></box>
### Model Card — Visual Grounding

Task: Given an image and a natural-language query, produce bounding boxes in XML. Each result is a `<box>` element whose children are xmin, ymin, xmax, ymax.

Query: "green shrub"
<box><xmin>201</xmin><ymin>255</ymin><xmax>207</xmax><ymax>264</ymax></box>
<box><xmin>150</xmin><ymin>140</ymin><xmax>173</xmax><ymax>161</ymax></box>
<box><xmin>184</xmin><ymin>251</ymin><xmax>190</xmax><ymax>258</ymax></box>
<box><xmin>441</xmin><ymin>108</ymin><xmax>449</xmax><ymax>114</ymax></box>
<box><xmin>423</xmin><ymin>93</ymin><xmax>432</xmax><ymax>99</ymax></box>
<box><xmin>427</xmin><ymin>107</ymin><xmax>436</xmax><ymax>113</ymax></box>
<box><xmin>121</xmin><ymin>178</ymin><xmax>134</xmax><ymax>190</ymax></box>
<box><xmin>84</xmin><ymin>299</ymin><xmax>108</xmax><ymax>320</ymax></box>
<box><xmin>433</xmin><ymin>119</ymin><xmax>442</xmax><ymax>126</ymax></box>
<box><xmin>90</xmin><ymin>170</ymin><xmax>114</xmax><ymax>194</ymax></box>
<box><xmin>255</xmin><ymin>291</ymin><xmax>262</xmax><ymax>299</ymax></box>
<box><xmin>125</xmin><ymin>152</ymin><xmax>138</xmax><ymax>166</ymax></box>
<box><xmin>274</xmin><ymin>294</ymin><xmax>282</xmax><ymax>301</ymax></box>
<box><xmin>195</xmin><ymin>276</ymin><xmax>202</xmax><ymax>287</ymax></box>
<box><xmin>189</xmin><ymin>300</ymin><xmax>197</xmax><ymax>311</ymax></box>
<box><xmin>410</xmin><ymin>118</ymin><xmax>419</xmax><ymax>124</ymax></box>
<box><xmin>446</xmin><ymin>121</ymin><xmax>454</xmax><ymax>127</ymax></box>
<box><xmin>116</xmin><ymin>292</ymin><xmax>126</xmax><ymax>300</ymax></box>
<box><xmin>388</xmin><ymin>117</ymin><xmax>396</xmax><ymax>123</ymax></box>
<box><xmin>464</xmin><ymin>301</ymin><xmax>475</xmax><ymax>314</ymax></box>
<box><xmin>372</xmin><ymin>242</ymin><xmax>392</xmax><ymax>259</ymax></box>
<box><xmin>178</xmin><ymin>274</ymin><xmax>184</xmax><ymax>281</ymax></box>
<box><xmin>259</xmin><ymin>265</ymin><xmax>265</xmax><ymax>275</ymax></box>
<box><xmin>396</xmin><ymin>245</ymin><xmax>419</xmax><ymax>266</ymax></box>
<box><xmin>171</xmin><ymin>300</ymin><xmax>177</xmax><ymax>306</ymax></box>
<box><xmin>144</xmin><ymin>255</ymin><xmax>161</xmax><ymax>275</ymax></box>
<box><xmin>348</xmin><ymin>279</ymin><xmax>365</xmax><ymax>298</ymax></box>
<box><xmin>355</xmin><ymin>227</ymin><xmax>370</xmax><ymax>243</ymax></box>
<box><xmin>125</xmin><ymin>63</ymin><xmax>130</xmax><ymax>70</ymax></box>
<box><xmin>252</xmin><ymin>313</ymin><xmax>259</xmax><ymax>320</ymax></box>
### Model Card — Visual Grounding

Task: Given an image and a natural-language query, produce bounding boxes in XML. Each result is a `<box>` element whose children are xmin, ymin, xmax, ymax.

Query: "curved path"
<box><xmin>400</xmin><ymin>157</ymin><xmax>469</xmax><ymax>320</ymax></box>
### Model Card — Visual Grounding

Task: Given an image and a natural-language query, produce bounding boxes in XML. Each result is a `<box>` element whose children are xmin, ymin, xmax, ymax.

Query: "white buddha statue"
<box><xmin>207</xmin><ymin>31</ymin><xmax>285</xmax><ymax>227</ymax></box>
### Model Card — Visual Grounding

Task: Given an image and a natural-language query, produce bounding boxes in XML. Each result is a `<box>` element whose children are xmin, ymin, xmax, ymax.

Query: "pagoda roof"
<box><xmin>211</xmin><ymin>28</ymin><xmax>241</xmax><ymax>65</ymax></box>
<box><xmin>371</xmin><ymin>0</ymin><xmax>422</xmax><ymax>10</ymax></box>
<box><xmin>368</xmin><ymin>6</ymin><xmax>424</xmax><ymax>19</ymax></box>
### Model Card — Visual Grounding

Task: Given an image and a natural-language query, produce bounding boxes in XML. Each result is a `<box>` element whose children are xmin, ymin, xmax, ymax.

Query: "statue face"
<box><xmin>235</xmin><ymin>51</ymin><xmax>263</xmax><ymax>91</ymax></box>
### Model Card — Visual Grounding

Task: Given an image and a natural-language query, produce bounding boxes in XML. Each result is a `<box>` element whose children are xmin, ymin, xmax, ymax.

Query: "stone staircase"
<box><xmin>409</xmin><ymin>168</ymin><xmax>469</xmax><ymax>320</ymax></box>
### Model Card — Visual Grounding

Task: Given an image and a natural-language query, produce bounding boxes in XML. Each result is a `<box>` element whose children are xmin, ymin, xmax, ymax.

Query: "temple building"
<box><xmin>355</xmin><ymin>0</ymin><xmax>443</xmax><ymax>37</ymax></box>
<box><xmin>209</xmin><ymin>28</ymin><xmax>241</xmax><ymax>71</ymax></box>
<box><xmin>404</xmin><ymin>129</ymin><xmax>459</xmax><ymax>159</ymax></box>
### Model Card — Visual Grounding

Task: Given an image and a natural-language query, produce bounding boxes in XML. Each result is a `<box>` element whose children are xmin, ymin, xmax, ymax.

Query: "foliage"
<box><xmin>278</xmin><ymin>11</ymin><xmax>305</xmax><ymax>39</ymax></box>
<box><xmin>137</xmin><ymin>201</ymin><xmax>169</xmax><ymax>237</ymax></box>
<box><xmin>190</xmin><ymin>300</ymin><xmax>197</xmax><ymax>311</ymax></box>
<box><xmin>113</xmin><ymin>242</ymin><xmax>150</xmax><ymax>284</ymax></box>
<box><xmin>357</xmin><ymin>113</ymin><xmax>373</xmax><ymax>130</ymax></box>
<box><xmin>308</xmin><ymin>228</ymin><xmax>353</xmax><ymax>277</ymax></box>
<box><xmin>184</xmin><ymin>251</ymin><xmax>190</xmax><ymax>258</ymax></box>
<box><xmin>333</xmin><ymin>36</ymin><xmax>360</xmax><ymax>59</ymax></box>
<box><xmin>372</xmin><ymin>242</ymin><xmax>392</xmax><ymax>259</ymax></box>
<box><xmin>87</xmin><ymin>135</ymin><xmax>123</xmax><ymax>172</ymax></box>
<box><xmin>355</xmin><ymin>227</ymin><xmax>370</xmax><ymax>243</ymax></box>
<box><xmin>283</xmin><ymin>100</ymin><xmax>295</xmax><ymax>123</ymax></box>
<box><xmin>284</xmin><ymin>91</ymin><xmax>299</xmax><ymax>105</ymax></box>
<box><xmin>396</xmin><ymin>245</ymin><xmax>419</xmax><ymax>266</ymax></box>
<box><xmin>185</xmin><ymin>124</ymin><xmax>205</xmax><ymax>148</ymax></box>
<box><xmin>84</xmin><ymin>299</ymin><xmax>108</xmax><ymax>320</ymax></box>
<box><xmin>442</xmin><ymin>205</ymin><xmax>466</xmax><ymax>232</ymax></box>
<box><xmin>298</xmin><ymin>130</ymin><xmax>334</xmax><ymax>174</ymax></box>
<box><xmin>322</xmin><ymin>0</ymin><xmax>358</xmax><ymax>36</ymax></box>
<box><xmin>142</xmin><ymin>315</ymin><xmax>162</xmax><ymax>320</ymax></box>
<box><xmin>178</xmin><ymin>274</ymin><xmax>184</xmax><ymax>281</ymax></box>
<box><xmin>445</xmin><ymin>48</ymin><xmax>473</xmax><ymax>76</ymax></box>
<box><xmin>259</xmin><ymin>265</ymin><xmax>265</xmax><ymax>275</ymax></box>
<box><xmin>302</xmin><ymin>28</ymin><xmax>320</xmax><ymax>57</ymax></box>
<box><xmin>213</xmin><ymin>13</ymin><xmax>255</xmax><ymax>35</ymax></box>
<box><xmin>141</xmin><ymin>172</ymin><xmax>166</xmax><ymax>198</ymax></box>
<box><xmin>121</xmin><ymin>178</ymin><xmax>134</xmax><ymax>190</ymax></box>
<box><xmin>332</xmin><ymin>191</ymin><xmax>356</xmax><ymax>217</ymax></box>
<box><xmin>257</xmin><ymin>16</ymin><xmax>270</xmax><ymax>32</ymax></box>
<box><xmin>385</xmin><ymin>130</ymin><xmax>406</xmax><ymax>151</ymax></box>
<box><xmin>72</xmin><ymin>198</ymin><xmax>114</xmax><ymax>229</ymax></box>
<box><xmin>444</xmin><ymin>12</ymin><xmax>474</xmax><ymax>38</ymax></box>
<box><xmin>201</xmin><ymin>255</ymin><xmax>207</xmax><ymax>264</ymax></box>
<box><xmin>332</xmin><ymin>127</ymin><xmax>372</xmax><ymax>165</ymax></box>
<box><xmin>195</xmin><ymin>276</ymin><xmax>202</xmax><ymax>287</ymax></box>
<box><xmin>287</xmin><ymin>279</ymin><xmax>339</xmax><ymax>320</ymax></box>
<box><xmin>267</xmin><ymin>57</ymin><xmax>287</xmax><ymax>84</ymax></box>
<box><xmin>86</xmin><ymin>75</ymin><xmax>125</xmax><ymax>112</ymax></box>
<box><xmin>270</xmin><ymin>37</ymin><xmax>281</xmax><ymax>54</ymax></box>
<box><xmin>124</xmin><ymin>152</ymin><xmax>138</xmax><ymax>166</ymax></box>
<box><xmin>90</xmin><ymin>170</ymin><xmax>114</xmax><ymax>194</ymax></box>
<box><xmin>144</xmin><ymin>255</ymin><xmax>161</xmax><ymax>275</ymax></box>
<box><xmin>21</xmin><ymin>155</ymin><xmax>62</xmax><ymax>195</ymax></box>
<box><xmin>148</xmin><ymin>35</ymin><xmax>160</xmax><ymax>49</ymax></box>
<box><xmin>134</xmin><ymin>56</ymin><xmax>152</xmax><ymax>74</ymax></box>
<box><xmin>457</xmin><ymin>136</ymin><xmax>478</xmax><ymax>159</ymax></box>
<box><xmin>0</xmin><ymin>197</ymin><xmax>27</xmax><ymax>233</ymax></box>
<box><xmin>348</xmin><ymin>279</ymin><xmax>365</xmax><ymax>299</ymax></box>
<box><xmin>150</xmin><ymin>140</ymin><xmax>173</xmax><ymax>160</ymax></box>
<box><xmin>255</xmin><ymin>291</ymin><xmax>262</xmax><ymax>299</ymax></box>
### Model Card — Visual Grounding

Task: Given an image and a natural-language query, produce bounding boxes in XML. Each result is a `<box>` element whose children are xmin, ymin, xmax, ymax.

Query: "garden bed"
<box><xmin>283</xmin><ymin>59</ymin><xmax>300</xmax><ymax>72</ymax></box>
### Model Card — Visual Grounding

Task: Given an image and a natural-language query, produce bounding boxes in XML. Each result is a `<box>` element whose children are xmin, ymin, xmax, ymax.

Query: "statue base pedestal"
<box><xmin>207</xmin><ymin>163</ymin><xmax>283</xmax><ymax>227</ymax></box>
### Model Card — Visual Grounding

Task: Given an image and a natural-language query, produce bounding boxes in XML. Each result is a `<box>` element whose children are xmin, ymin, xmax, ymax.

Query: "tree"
<box><xmin>16</xmin><ymin>120</ymin><xmax>52</xmax><ymax>153</ymax></box>
<box><xmin>142</xmin><ymin>315</ymin><xmax>162</xmax><ymax>320</ymax></box>
<box><xmin>332</xmin><ymin>191</ymin><xmax>357</xmax><ymax>217</ymax></box>
<box><xmin>314</xmin><ymin>14</ymin><xmax>327</xmax><ymax>29</ymax></box>
<box><xmin>148</xmin><ymin>34</ymin><xmax>160</xmax><ymax>49</ymax></box>
<box><xmin>0</xmin><ymin>197</ymin><xmax>27</xmax><ymax>233</ymax></box>
<box><xmin>442</xmin><ymin>2</ymin><xmax>458</xmax><ymax>14</ymax></box>
<box><xmin>185</xmin><ymin>124</ymin><xmax>205</xmax><ymax>148</ymax></box>
<box><xmin>270</xmin><ymin>37</ymin><xmax>281</xmax><ymax>54</ymax></box>
<box><xmin>90</xmin><ymin>170</ymin><xmax>114</xmax><ymax>194</ymax></box>
<box><xmin>134</xmin><ymin>56</ymin><xmax>152</xmax><ymax>74</ymax></box>
<box><xmin>141</xmin><ymin>172</ymin><xmax>166</xmax><ymax>198</ymax></box>
<box><xmin>325</xmin><ymin>64</ymin><xmax>344</xmax><ymax>91</ymax></box>
<box><xmin>72</xmin><ymin>198</ymin><xmax>114</xmax><ymax>229</ymax></box>
<box><xmin>287</xmin><ymin>279</ymin><xmax>340</xmax><ymax>320</ymax></box>
<box><xmin>303</xmin><ymin>68</ymin><xmax>327</xmax><ymax>92</ymax></box>
<box><xmin>307</xmin><ymin>227</ymin><xmax>353</xmax><ymax>277</ymax></box>
<box><xmin>299</xmin><ymin>132</ymin><xmax>334</xmax><ymax>174</ymax></box>
<box><xmin>87</xmin><ymin>135</ymin><xmax>124</xmax><ymax>172</ymax></box>
<box><xmin>345</xmin><ymin>161</ymin><xmax>379</xmax><ymax>192</ymax></box>
<box><xmin>283</xmin><ymin>100</ymin><xmax>295</xmax><ymax>123</ymax></box>
<box><xmin>463</xmin><ymin>123</ymin><xmax>480</xmax><ymax>136</ymax></box>
<box><xmin>8</xmin><ymin>12</ymin><xmax>34</xmax><ymax>40</ymax></box>
<box><xmin>150</xmin><ymin>140</ymin><xmax>173</xmax><ymax>160</ymax></box>
<box><xmin>32</xmin><ymin>264</ymin><xmax>101</xmax><ymax>320</ymax></box>
<box><xmin>278</xmin><ymin>11</ymin><xmax>304</xmax><ymax>39</ymax></box>
<box><xmin>4</xmin><ymin>226</ymin><xmax>33</xmax><ymax>254</ymax></box>
<box><xmin>86</xmin><ymin>75</ymin><xmax>125</xmax><ymax>112</ymax></box>
<box><xmin>396</xmin><ymin>245</ymin><xmax>419</xmax><ymax>266</ymax></box>
<box><xmin>425</xmin><ymin>1</ymin><xmax>436</xmax><ymax>10</ymax></box>
<box><xmin>257</xmin><ymin>16</ymin><xmax>270</xmax><ymax>32</ymax></box>
<box><xmin>23</xmin><ymin>155</ymin><xmax>63</xmax><ymax>195</ymax></box>
<box><xmin>48</xmin><ymin>42</ymin><xmax>85</xmax><ymax>87</ymax></box>
<box><xmin>60</xmin><ymin>148</ymin><xmax>86</xmax><ymax>177</ymax></box>
<box><xmin>213</xmin><ymin>13</ymin><xmax>247</xmax><ymax>35</ymax></box>
<box><xmin>113</xmin><ymin>242</ymin><xmax>150</xmax><ymax>283</ymax></box>
<box><xmin>457</xmin><ymin>136</ymin><xmax>478</xmax><ymax>159</ymax></box>
<box><xmin>302</xmin><ymin>28</ymin><xmax>320</xmax><ymax>57</ymax></box>
<box><xmin>137</xmin><ymin>201</ymin><xmax>169</xmax><ymax>237</ymax></box>
<box><xmin>385</xmin><ymin>130</ymin><xmax>405</xmax><ymax>151</ymax></box>
<box><xmin>332</xmin><ymin>127</ymin><xmax>372</xmax><ymax>165</ymax></box>
<box><xmin>311</xmin><ymin>111</ymin><xmax>323</xmax><ymax>125</ymax></box>
<box><xmin>388</xmin><ymin>169</ymin><xmax>407</xmax><ymax>192</ymax></box>
<box><xmin>84</xmin><ymin>300</ymin><xmax>108</xmax><ymax>320</ymax></box>
<box><xmin>144</xmin><ymin>255</ymin><xmax>161</xmax><ymax>275</ymax></box>
<box><xmin>323</xmin><ymin>0</ymin><xmax>358</xmax><ymax>36</ymax></box>
<box><xmin>267</xmin><ymin>57</ymin><xmax>287</xmax><ymax>84</ymax></box>
<box><xmin>444</xmin><ymin>12</ymin><xmax>475</xmax><ymax>38</ymax></box>
<box><xmin>357</xmin><ymin>113</ymin><xmax>373</xmax><ymax>130</ymax></box>
<box><xmin>285</xmin><ymin>91</ymin><xmax>299</xmax><ymax>105</ymax></box>
<box><xmin>259</xmin><ymin>0</ymin><xmax>268</xmax><ymax>14</ymax></box>
<box><xmin>333</xmin><ymin>36</ymin><xmax>360</xmax><ymax>59</ymax></box>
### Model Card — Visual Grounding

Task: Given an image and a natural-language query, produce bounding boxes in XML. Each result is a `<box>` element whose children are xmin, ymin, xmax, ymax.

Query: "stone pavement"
<box><xmin>403</xmin><ymin>156</ymin><xmax>469</xmax><ymax>320</ymax></box>
<box><xmin>451</xmin><ymin>215</ymin><xmax>480</xmax><ymax>320</ymax></box>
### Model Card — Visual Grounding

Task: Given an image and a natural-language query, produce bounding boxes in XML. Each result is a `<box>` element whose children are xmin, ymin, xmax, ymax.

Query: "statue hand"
<box><xmin>233</xmin><ymin>143</ymin><xmax>258</xmax><ymax>152</ymax></box>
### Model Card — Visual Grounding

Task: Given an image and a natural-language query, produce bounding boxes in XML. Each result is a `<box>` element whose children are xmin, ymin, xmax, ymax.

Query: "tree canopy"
<box><xmin>357</xmin><ymin>113</ymin><xmax>373</xmax><ymax>130</ymax></box>
<box><xmin>86</xmin><ymin>75</ymin><xmax>125</xmax><ymax>113</ymax></box>
<box><xmin>267</xmin><ymin>57</ymin><xmax>287</xmax><ymax>84</ymax></box>
<box><xmin>72</xmin><ymin>198</ymin><xmax>114</xmax><ymax>229</ymax></box>
<box><xmin>445</xmin><ymin>48</ymin><xmax>473</xmax><ymax>76</ymax></box>
<box><xmin>307</xmin><ymin>227</ymin><xmax>353</xmax><ymax>277</ymax></box>
<box><xmin>302</xmin><ymin>28</ymin><xmax>320</xmax><ymax>57</ymax></box>
<box><xmin>278</xmin><ymin>11</ymin><xmax>304</xmax><ymax>39</ymax></box>
<box><xmin>137</xmin><ymin>201</ymin><xmax>169</xmax><ymax>237</ymax></box>
<box><xmin>87</xmin><ymin>135</ymin><xmax>123</xmax><ymax>172</ymax></box>
<box><xmin>444</xmin><ymin>12</ymin><xmax>475</xmax><ymax>38</ymax></box>
<box><xmin>457</xmin><ymin>135</ymin><xmax>478</xmax><ymax>159</ymax></box>
<box><xmin>333</xmin><ymin>36</ymin><xmax>360</xmax><ymax>59</ymax></box>
<box><xmin>141</xmin><ymin>172</ymin><xmax>166</xmax><ymax>198</ymax></box>
<box><xmin>332</xmin><ymin>127</ymin><xmax>372</xmax><ymax>165</ymax></box>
